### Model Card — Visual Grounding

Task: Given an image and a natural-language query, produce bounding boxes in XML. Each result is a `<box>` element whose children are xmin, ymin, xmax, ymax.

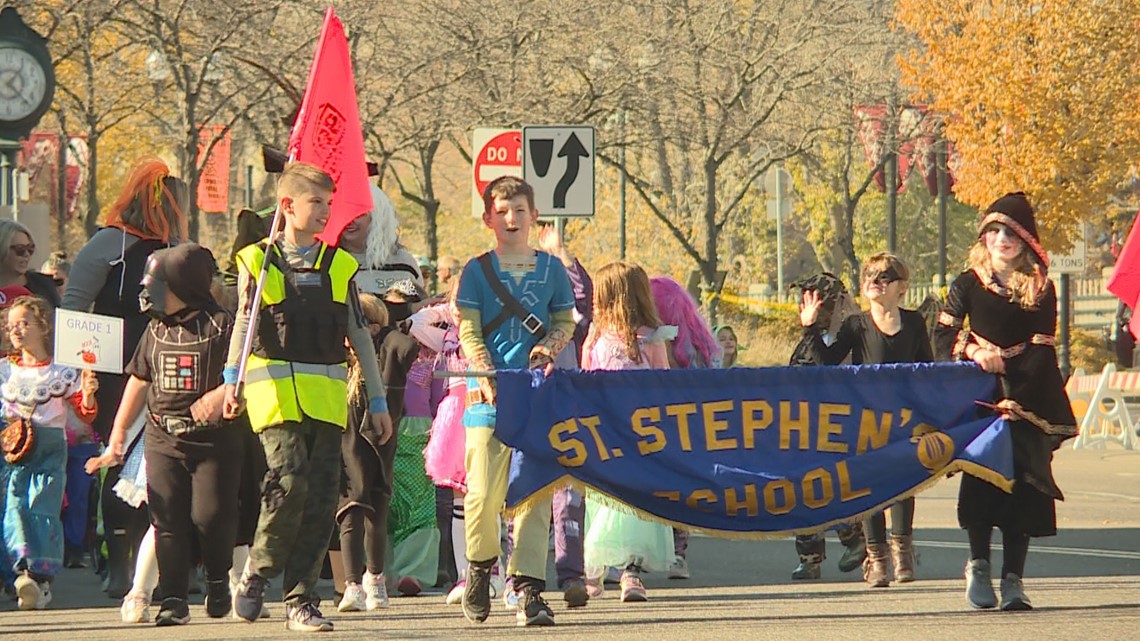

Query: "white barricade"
<box><xmin>1070</xmin><ymin>363</ymin><xmax>1140</xmax><ymax>450</ymax></box>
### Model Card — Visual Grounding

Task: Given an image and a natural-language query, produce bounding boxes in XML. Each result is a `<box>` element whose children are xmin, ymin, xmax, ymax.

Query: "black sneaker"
<box><xmin>461</xmin><ymin>561</ymin><xmax>493</xmax><ymax>623</ymax></box>
<box><xmin>205</xmin><ymin>579</ymin><xmax>231</xmax><ymax>618</ymax></box>
<box><xmin>516</xmin><ymin>589</ymin><xmax>555</xmax><ymax>627</ymax></box>
<box><xmin>234</xmin><ymin>573</ymin><xmax>269</xmax><ymax>623</ymax></box>
<box><xmin>155</xmin><ymin>597</ymin><xmax>190</xmax><ymax>626</ymax></box>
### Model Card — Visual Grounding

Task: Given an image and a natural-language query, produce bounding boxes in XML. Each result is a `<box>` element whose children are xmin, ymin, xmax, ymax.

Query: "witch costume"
<box><xmin>934</xmin><ymin>192</ymin><xmax>1077</xmax><ymax>611</ymax></box>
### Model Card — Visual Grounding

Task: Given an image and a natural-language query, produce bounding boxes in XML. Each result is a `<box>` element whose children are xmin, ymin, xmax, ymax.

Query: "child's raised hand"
<box><xmin>536</xmin><ymin>224</ymin><xmax>563</xmax><ymax>255</ymax></box>
<box><xmin>81</xmin><ymin>369</ymin><xmax>99</xmax><ymax>397</ymax></box>
<box><xmin>799</xmin><ymin>290</ymin><xmax>823</xmax><ymax>327</ymax></box>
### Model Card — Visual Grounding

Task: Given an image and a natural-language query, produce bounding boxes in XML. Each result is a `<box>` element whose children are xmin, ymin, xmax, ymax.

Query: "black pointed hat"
<box><xmin>978</xmin><ymin>192</ymin><xmax>1048</xmax><ymax>268</ymax></box>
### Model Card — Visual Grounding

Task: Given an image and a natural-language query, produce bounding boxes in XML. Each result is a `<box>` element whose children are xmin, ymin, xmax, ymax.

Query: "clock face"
<box><xmin>0</xmin><ymin>47</ymin><xmax>47</xmax><ymax>123</ymax></box>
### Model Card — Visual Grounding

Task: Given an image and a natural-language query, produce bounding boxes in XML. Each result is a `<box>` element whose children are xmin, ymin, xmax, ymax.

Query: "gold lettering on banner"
<box><xmin>779</xmin><ymin>400</ymin><xmax>811</xmax><ymax>450</ymax></box>
<box><xmin>686</xmin><ymin>489</ymin><xmax>718</xmax><ymax>512</ymax></box>
<box><xmin>548</xmin><ymin>418</ymin><xmax>587</xmax><ymax>467</ymax></box>
<box><xmin>742</xmin><ymin>400</ymin><xmax>772</xmax><ymax>449</ymax></box>
<box><xmin>817</xmin><ymin>403</ymin><xmax>851</xmax><ymax>453</ymax></box>
<box><xmin>631</xmin><ymin>407</ymin><xmax>666</xmax><ymax>455</ymax></box>
<box><xmin>763</xmin><ymin>478</ymin><xmax>796</xmax><ymax>514</ymax></box>
<box><xmin>837</xmin><ymin>461</ymin><xmax>872</xmax><ymax>501</ymax></box>
<box><xmin>665</xmin><ymin>403</ymin><xmax>698</xmax><ymax>451</ymax></box>
<box><xmin>703</xmin><ymin>400</ymin><xmax>738</xmax><ymax>451</ymax></box>
<box><xmin>857</xmin><ymin>409</ymin><xmax>892</xmax><ymax>454</ymax></box>
<box><xmin>726</xmin><ymin>484</ymin><xmax>760</xmax><ymax>517</ymax></box>
<box><xmin>802</xmin><ymin>467</ymin><xmax>835</xmax><ymax>508</ymax></box>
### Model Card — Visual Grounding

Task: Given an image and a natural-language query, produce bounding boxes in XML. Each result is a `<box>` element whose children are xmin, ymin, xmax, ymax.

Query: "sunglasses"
<box><xmin>9</xmin><ymin>244</ymin><xmax>34</xmax><ymax>258</ymax></box>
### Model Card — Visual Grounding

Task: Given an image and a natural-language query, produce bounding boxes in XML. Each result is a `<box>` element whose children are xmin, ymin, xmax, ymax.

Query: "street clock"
<box><xmin>0</xmin><ymin>8</ymin><xmax>54</xmax><ymax>139</ymax></box>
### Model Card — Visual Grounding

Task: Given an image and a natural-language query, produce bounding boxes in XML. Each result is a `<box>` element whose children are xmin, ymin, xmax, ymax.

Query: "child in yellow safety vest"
<box><xmin>222</xmin><ymin>162</ymin><xmax>393</xmax><ymax>633</ymax></box>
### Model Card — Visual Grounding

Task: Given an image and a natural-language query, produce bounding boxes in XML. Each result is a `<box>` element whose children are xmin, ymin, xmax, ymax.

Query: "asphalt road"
<box><xmin>2</xmin><ymin>448</ymin><xmax>1138</xmax><ymax>640</ymax></box>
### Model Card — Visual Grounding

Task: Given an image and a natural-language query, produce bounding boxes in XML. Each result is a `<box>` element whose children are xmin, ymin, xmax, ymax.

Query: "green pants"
<box><xmin>250</xmin><ymin>417</ymin><xmax>342</xmax><ymax>606</ymax></box>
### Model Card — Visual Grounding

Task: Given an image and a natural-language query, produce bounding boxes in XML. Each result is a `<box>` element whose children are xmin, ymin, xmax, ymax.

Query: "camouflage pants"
<box><xmin>795</xmin><ymin>522</ymin><xmax>864</xmax><ymax>564</ymax></box>
<box><xmin>250</xmin><ymin>417</ymin><xmax>342</xmax><ymax>606</ymax></box>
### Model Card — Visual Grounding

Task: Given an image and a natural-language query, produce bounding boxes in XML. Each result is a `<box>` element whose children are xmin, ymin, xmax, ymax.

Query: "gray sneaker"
<box><xmin>965</xmin><ymin>559</ymin><xmax>997</xmax><ymax>609</ymax></box>
<box><xmin>1000</xmin><ymin>574</ymin><xmax>1033</xmax><ymax>611</ymax></box>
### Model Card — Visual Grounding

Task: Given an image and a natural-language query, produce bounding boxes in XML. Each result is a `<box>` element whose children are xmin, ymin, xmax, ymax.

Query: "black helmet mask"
<box><xmin>139</xmin><ymin>253</ymin><xmax>172</xmax><ymax>319</ymax></box>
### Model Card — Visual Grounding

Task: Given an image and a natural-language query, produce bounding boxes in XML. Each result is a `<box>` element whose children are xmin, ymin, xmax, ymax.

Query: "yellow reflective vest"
<box><xmin>235</xmin><ymin>240</ymin><xmax>358</xmax><ymax>431</ymax></box>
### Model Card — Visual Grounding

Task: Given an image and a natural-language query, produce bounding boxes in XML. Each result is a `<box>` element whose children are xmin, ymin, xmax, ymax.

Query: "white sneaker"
<box><xmin>120</xmin><ymin>590</ymin><xmax>151</xmax><ymax>623</ymax></box>
<box><xmin>668</xmin><ymin>556</ymin><xmax>690</xmax><ymax>579</ymax></box>
<box><xmin>446</xmin><ymin>580</ymin><xmax>466</xmax><ymax>605</ymax></box>
<box><xmin>337</xmin><ymin>582</ymin><xmax>367</xmax><ymax>612</ymax></box>
<box><xmin>15</xmin><ymin>573</ymin><xmax>46</xmax><ymax>610</ymax></box>
<box><xmin>363</xmin><ymin>571</ymin><xmax>389</xmax><ymax>610</ymax></box>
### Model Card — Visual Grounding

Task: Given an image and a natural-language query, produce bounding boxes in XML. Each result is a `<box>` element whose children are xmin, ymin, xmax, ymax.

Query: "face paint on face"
<box><xmin>983</xmin><ymin>223</ymin><xmax>1026</xmax><ymax>264</ymax></box>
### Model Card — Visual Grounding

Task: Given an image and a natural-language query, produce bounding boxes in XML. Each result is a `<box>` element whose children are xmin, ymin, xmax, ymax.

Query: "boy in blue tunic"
<box><xmin>457</xmin><ymin>176</ymin><xmax>575</xmax><ymax>627</ymax></box>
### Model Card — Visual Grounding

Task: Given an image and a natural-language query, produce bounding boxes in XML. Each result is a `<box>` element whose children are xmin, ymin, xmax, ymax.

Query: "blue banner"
<box><xmin>493</xmin><ymin>362</ymin><xmax>1013</xmax><ymax>537</ymax></box>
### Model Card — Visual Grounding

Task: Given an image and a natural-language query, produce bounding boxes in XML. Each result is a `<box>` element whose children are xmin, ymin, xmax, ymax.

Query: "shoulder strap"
<box><xmin>476</xmin><ymin>252</ymin><xmax>546</xmax><ymax>340</ymax></box>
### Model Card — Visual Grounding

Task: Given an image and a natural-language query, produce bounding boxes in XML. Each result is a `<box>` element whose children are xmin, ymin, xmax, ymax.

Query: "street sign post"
<box><xmin>471</xmin><ymin>128</ymin><xmax>522</xmax><ymax>217</ymax></box>
<box><xmin>1048</xmin><ymin>226</ymin><xmax>1087</xmax><ymax>275</ymax></box>
<box><xmin>522</xmin><ymin>125</ymin><xmax>595</xmax><ymax>217</ymax></box>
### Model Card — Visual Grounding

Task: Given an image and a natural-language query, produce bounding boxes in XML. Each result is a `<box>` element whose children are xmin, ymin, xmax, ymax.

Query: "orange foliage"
<box><xmin>896</xmin><ymin>0</ymin><xmax>1140</xmax><ymax>250</ymax></box>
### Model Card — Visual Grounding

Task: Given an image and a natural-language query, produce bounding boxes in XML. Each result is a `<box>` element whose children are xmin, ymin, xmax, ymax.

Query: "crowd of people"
<box><xmin>0</xmin><ymin>157</ymin><xmax>1076</xmax><ymax>631</ymax></box>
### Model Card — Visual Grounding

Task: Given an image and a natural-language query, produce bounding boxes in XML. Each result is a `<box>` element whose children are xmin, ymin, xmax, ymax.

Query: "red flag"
<box><xmin>288</xmin><ymin>7</ymin><xmax>371</xmax><ymax>246</ymax></box>
<box><xmin>1107</xmin><ymin>211</ymin><xmax>1140</xmax><ymax>338</ymax></box>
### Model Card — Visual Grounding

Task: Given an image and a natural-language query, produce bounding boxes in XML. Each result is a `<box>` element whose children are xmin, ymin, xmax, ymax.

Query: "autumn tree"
<box><xmin>896</xmin><ymin>0</ymin><xmax>1140</xmax><ymax>248</ymax></box>
<box><xmin>117</xmin><ymin>0</ymin><xmax>304</xmax><ymax>241</ymax></box>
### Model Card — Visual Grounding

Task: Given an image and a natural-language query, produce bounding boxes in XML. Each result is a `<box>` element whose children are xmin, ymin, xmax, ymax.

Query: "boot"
<box><xmin>836</xmin><ymin>524</ymin><xmax>867</xmax><ymax>573</ymax></box>
<box><xmin>862</xmin><ymin>543</ymin><xmax>890</xmax><ymax>588</ymax></box>
<box><xmin>890</xmin><ymin>534</ymin><xmax>916</xmax><ymax>583</ymax></box>
<box><xmin>104</xmin><ymin>530</ymin><xmax>132</xmax><ymax>600</ymax></box>
<box><xmin>791</xmin><ymin>561</ymin><xmax>821</xmax><ymax>580</ymax></box>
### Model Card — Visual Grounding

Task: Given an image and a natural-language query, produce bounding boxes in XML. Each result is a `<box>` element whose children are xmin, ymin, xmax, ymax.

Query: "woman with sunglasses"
<box><xmin>799</xmin><ymin>252</ymin><xmax>932</xmax><ymax>588</ymax></box>
<box><xmin>0</xmin><ymin>220</ymin><xmax>60</xmax><ymax>308</ymax></box>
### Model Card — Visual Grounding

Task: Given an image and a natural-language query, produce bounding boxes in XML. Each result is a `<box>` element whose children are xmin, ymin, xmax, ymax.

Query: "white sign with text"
<box><xmin>54</xmin><ymin>309</ymin><xmax>124</xmax><ymax>374</ymax></box>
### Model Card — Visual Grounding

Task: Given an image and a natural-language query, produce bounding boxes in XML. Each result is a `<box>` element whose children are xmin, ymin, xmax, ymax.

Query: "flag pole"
<box><xmin>233</xmin><ymin>152</ymin><xmax>294</xmax><ymax>401</ymax></box>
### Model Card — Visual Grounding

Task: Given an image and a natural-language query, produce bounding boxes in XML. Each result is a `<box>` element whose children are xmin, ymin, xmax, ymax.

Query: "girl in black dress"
<box><xmin>934</xmin><ymin>192</ymin><xmax>1077</xmax><ymax>611</ymax></box>
<box><xmin>800</xmin><ymin>253</ymin><xmax>932</xmax><ymax>588</ymax></box>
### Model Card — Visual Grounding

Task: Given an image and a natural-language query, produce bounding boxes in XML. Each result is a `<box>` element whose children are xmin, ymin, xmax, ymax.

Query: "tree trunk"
<box><xmin>84</xmin><ymin>130</ymin><xmax>100</xmax><ymax>239</ymax></box>
<box><xmin>420</xmin><ymin>139</ymin><xmax>440</xmax><ymax>291</ymax></box>
<box><xmin>703</xmin><ymin>158</ymin><xmax>719</xmax><ymax>325</ymax></box>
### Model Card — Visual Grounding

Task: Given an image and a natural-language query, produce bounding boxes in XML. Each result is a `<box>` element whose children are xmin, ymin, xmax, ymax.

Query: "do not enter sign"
<box><xmin>471</xmin><ymin>128</ymin><xmax>522</xmax><ymax>217</ymax></box>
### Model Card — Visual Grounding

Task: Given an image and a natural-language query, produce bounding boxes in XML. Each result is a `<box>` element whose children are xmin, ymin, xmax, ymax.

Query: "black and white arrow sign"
<box><xmin>522</xmin><ymin>125</ymin><xmax>595</xmax><ymax>217</ymax></box>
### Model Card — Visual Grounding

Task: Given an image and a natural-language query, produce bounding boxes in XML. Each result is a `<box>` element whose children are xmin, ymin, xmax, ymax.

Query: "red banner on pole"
<box><xmin>197</xmin><ymin>125</ymin><xmax>231</xmax><ymax>213</ymax></box>
<box><xmin>289</xmin><ymin>7</ymin><xmax>371</xmax><ymax>246</ymax></box>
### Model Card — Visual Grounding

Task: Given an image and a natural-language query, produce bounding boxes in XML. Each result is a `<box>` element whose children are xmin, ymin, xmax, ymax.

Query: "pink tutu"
<box><xmin>424</xmin><ymin>380</ymin><xmax>467</xmax><ymax>492</ymax></box>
